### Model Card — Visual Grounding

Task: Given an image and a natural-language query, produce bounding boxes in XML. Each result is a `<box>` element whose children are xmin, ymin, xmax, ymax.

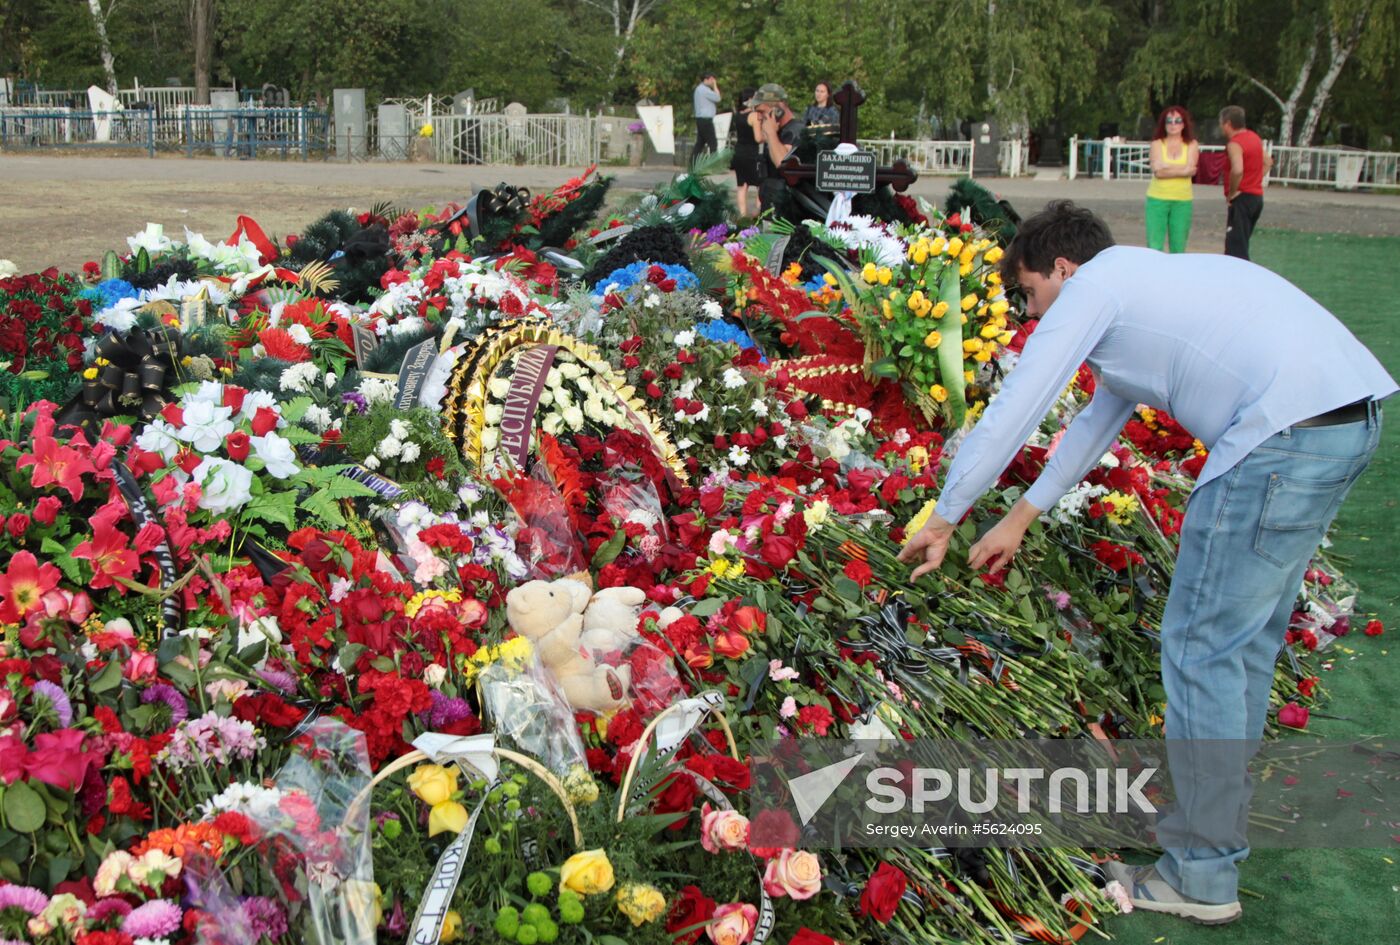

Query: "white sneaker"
<box><xmin>1106</xmin><ymin>862</ymin><xmax>1243</xmax><ymax>925</ymax></box>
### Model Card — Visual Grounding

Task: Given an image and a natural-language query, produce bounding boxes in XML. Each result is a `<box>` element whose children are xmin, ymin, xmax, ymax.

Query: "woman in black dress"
<box><xmin>731</xmin><ymin>87</ymin><xmax>764</xmax><ymax>219</ymax></box>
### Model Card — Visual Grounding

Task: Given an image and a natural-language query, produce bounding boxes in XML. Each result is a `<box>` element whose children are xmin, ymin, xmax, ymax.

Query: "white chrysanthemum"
<box><xmin>728</xmin><ymin>445</ymin><xmax>751</xmax><ymax>467</ymax></box>
<box><xmin>722</xmin><ymin>368</ymin><xmax>746</xmax><ymax>389</ymax></box>
<box><xmin>279</xmin><ymin>362</ymin><xmax>320</xmax><ymax>393</ymax></box>
<box><xmin>674</xmin><ymin>330</ymin><xmax>696</xmax><ymax>348</ymax></box>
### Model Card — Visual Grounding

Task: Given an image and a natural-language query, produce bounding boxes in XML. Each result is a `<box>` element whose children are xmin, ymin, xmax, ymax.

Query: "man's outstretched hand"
<box><xmin>897</xmin><ymin>511</ymin><xmax>957</xmax><ymax>579</ymax></box>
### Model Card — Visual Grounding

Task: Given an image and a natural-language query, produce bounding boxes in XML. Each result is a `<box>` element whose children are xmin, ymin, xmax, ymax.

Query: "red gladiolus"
<box><xmin>16</xmin><ymin>435</ymin><xmax>96</xmax><ymax>501</ymax></box>
<box><xmin>72</xmin><ymin>517</ymin><xmax>140</xmax><ymax>591</ymax></box>
<box><xmin>0</xmin><ymin>551</ymin><xmax>63</xmax><ymax>623</ymax></box>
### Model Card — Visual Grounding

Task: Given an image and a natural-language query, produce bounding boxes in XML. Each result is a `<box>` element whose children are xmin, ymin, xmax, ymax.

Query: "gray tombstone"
<box><xmin>209</xmin><ymin>89</ymin><xmax>240</xmax><ymax>156</ymax></box>
<box><xmin>972</xmin><ymin>118</ymin><xmax>1000</xmax><ymax>177</ymax></box>
<box><xmin>333</xmin><ymin>88</ymin><xmax>367</xmax><ymax>159</ymax></box>
<box><xmin>377</xmin><ymin>102</ymin><xmax>411</xmax><ymax>161</ymax></box>
<box><xmin>453</xmin><ymin>90</ymin><xmax>476</xmax><ymax>115</ymax></box>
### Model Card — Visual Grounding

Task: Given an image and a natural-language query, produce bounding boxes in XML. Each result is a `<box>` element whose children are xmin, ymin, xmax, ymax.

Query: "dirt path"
<box><xmin>2</xmin><ymin>153</ymin><xmax>1398</xmax><ymax>273</ymax></box>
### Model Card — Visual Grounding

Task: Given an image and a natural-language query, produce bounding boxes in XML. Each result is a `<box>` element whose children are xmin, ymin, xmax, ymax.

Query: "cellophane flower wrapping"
<box><xmin>478</xmin><ymin>653</ymin><xmax>588</xmax><ymax>777</ymax></box>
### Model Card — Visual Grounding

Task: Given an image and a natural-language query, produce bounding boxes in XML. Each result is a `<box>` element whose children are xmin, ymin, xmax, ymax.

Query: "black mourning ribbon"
<box><xmin>65</xmin><ymin>326</ymin><xmax>183</xmax><ymax>428</ymax></box>
<box><xmin>842</xmin><ymin>597</ymin><xmax>964</xmax><ymax>678</ymax></box>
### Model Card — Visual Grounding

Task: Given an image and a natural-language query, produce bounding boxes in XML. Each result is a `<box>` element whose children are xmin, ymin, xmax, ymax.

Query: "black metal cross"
<box><xmin>778</xmin><ymin>80</ymin><xmax>918</xmax><ymax>193</ymax></box>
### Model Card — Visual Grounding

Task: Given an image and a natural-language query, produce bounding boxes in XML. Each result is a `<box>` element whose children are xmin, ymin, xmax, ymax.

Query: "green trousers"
<box><xmin>1145</xmin><ymin>197</ymin><xmax>1193</xmax><ymax>253</ymax></box>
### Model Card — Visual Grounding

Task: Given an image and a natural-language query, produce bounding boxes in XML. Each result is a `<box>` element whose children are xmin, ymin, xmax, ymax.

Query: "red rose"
<box><xmin>160</xmin><ymin>403</ymin><xmax>184</xmax><ymax>427</ymax></box>
<box><xmin>7</xmin><ymin>513</ymin><xmax>30</xmax><ymax>538</ymax></box>
<box><xmin>222</xmin><ymin>386</ymin><xmax>247</xmax><ymax>414</ymax></box>
<box><xmin>699</xmin><ymin>489</ymin><xmax>725</xmax><ymax>518</ymax></box>
<box><xmin>858</xmin><ymin>862</ymin><xmax>908</xmax><ymax>923</ymax></box>
<box><xmin>1365</xmin><ymin>619</ymin><xmax>1385</xmax><ymax>637</ymax></box>
<box><xmin>654</xmin><ymin>772</ymin><xmax>699</xmax><ymax>829</ymax></box>
<box><xmin>784</xmin><ymin>399</ymin><xmax>808</xmax><ymax>420</ymax></box>
<box><xmin>713</xmin><ymin>628</ymin><xmax>751</xmax><ymax>660</ymax></box>
<box><xmin>251</xmin><ymin>406</ymin><xmax>280</xmax><ymax>436</ymax></box>
<box><xmin>24</xmin><ymin>727</ymin><xmax>98</xmax><ymax>790</ymax></box>
<box><xmin>760</xmin><ymin>532</ymin><xmax>799</xmax><ymax>568</ymax></box>
<box><xmin>225</xmin><ymin>431</ymin><xmax>251</xmax><ymax>462</ymax></box>
<box><xmin>1278</xmin><ymin>702</ymin><xmax>1309</xmax><ymax>729</ymax></box>
<box><xmin>1297</xmin><ymin>676</ymin><xmax>1319</xmax><ymax>698</ymax></box>
<box><xmin>748</xmin><ymin>808</ymin><xmax>799</xmax><ymax>858</ymax></box>
<box><xmin>667</xmin><ymin>885</ymin><xmax>717</xmax><ymax>944</ymax></box>
<box><xmin>732</xmin><ymin>605</ymin><xmax>766</xmax><ymax>635</ymax></box>
<box><xmin>789</xmin><ymin>930</ymin><xmax>840</xmax><ymax>945</ymax></box>
<box><xmin>706</xmin><ymin>754</ymin><xmax>752</xmax><ymax>790</ymax></box>
<box><xmin>175</xmin><ymin>449</ymin><xmax>201</xmax><ymax>475</ymax></box>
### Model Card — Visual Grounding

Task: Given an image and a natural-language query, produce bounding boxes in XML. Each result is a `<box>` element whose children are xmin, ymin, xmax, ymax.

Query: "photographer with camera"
<box><xmin>748</xmin><ymin>83</ymin><xmax>805</xmax><ymax>212</ymax></box>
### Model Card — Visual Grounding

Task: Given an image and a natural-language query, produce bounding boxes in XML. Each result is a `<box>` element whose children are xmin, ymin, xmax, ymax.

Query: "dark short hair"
<box><xmin>999</xmin><ymin>200</ymin><xmax>1115</xmax><ymax>285</ymax></box>
<box><xmin>702</xmin><ymin>72</ymin><xmax>716</xmax><ymax>80</ymax></box>
<box><xmin>1219</xmin><ymin>105</ymin><xmax>1246</xmax><ymax>129</ymax></box>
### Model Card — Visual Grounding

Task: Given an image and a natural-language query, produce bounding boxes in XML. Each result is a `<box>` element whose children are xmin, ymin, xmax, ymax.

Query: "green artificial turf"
<box><xmin>1103</xmin><ymin>229</ymin><xmax>1400</xmax><ymax>944</ymax></box>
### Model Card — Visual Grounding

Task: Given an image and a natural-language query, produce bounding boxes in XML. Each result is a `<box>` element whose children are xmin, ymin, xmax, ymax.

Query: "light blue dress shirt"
<box><xmin>693</xmin><ymin>84</ymin><xmax>721</xmax><ymax>119</ymax></box>
<box><xmin>934</xmin><ymin>246</ymin><xmax>1397</xmax><ymax>522</ymax></box>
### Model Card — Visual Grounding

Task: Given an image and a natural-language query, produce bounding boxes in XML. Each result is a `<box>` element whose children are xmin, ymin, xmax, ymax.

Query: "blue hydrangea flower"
<box><xmin>80</xmin><ymin>278</ymin><xmax>139</xmax><ymax>310</ymax></box>
<box><xmin>696</xmin><ymin>318</ymin><xmax>759</xmax><ymax>351</ymax></box>
<box><xmin>592</xmin><ymin>261</ymin><xmax>699</xmax><ymax>299</ymax></box>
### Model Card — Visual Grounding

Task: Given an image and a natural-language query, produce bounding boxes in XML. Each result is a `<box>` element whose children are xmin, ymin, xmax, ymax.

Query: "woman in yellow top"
<box><xmin>1145</xmin><ymin>106</ymin><xmax>1200</xmax><ymax>253</ymax></box>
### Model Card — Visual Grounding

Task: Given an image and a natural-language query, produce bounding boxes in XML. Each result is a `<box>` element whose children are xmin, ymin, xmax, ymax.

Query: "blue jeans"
<box><xmin>1153</xmin><ymin>406</ymin><xmax>1381</xmax><ymax>902</ymax></box>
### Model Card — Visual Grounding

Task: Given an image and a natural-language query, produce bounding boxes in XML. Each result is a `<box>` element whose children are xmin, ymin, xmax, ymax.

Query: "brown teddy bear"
<box><xmin>505</xmin><ymin>578</ymin><xmax>631</xmax><ymax>714</ymax></box>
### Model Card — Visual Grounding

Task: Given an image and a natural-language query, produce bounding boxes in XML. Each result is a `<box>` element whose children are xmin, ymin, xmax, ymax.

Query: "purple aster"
<box><xmin>122</xmin><ymin>899</ymin><xmax>183</xmax><ymax>938</ymax></box>
<box><xmin>0</xmin><ymin>885</ymin><xmax>48</xmax><ymax>915</ymax></box>
<box><xmin>241</xmin><ymin>896</ymin><xmax>289</xmax><ymax>939</ymax></box>
<box><xmin>256</xmin><ymin>666</ymin><xmax>299</xmax><ymax>694</ymax></box>
<box><xmin>30</xmin><ymin>679</ymin><xmax>72</xmax><ymax>727</ymax></box>
<box><xmin>341</xmin><ymin>390</ymin><xmax>369</xmax><ymax>413</ymax></box>
<box><xmin>87</xmin><ymin>898</ymin><xmax>134</xmax><ymax>923</ymax></box>
<box><xmin>705</xmin><ymin>223</ymin><xmax>730</xmax><ymax>245</ymax></box>
<box><xmin>141</xmin><ymin>683</ymin><xmax>188</xmax><ymax>726</ymax></box>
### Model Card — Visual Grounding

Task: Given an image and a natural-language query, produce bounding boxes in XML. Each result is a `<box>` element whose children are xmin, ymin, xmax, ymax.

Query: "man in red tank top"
<box><xmin>1219</xmin><ymin>105</ymin><xmax>1272</xmax><ymax>259</ymax></box>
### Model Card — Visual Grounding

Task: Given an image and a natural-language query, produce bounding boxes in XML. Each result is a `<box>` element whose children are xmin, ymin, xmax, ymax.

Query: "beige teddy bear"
<box><xmin>505</xmin><ymin>578</ymin><xmax>631</xmax><ymax>714</ymax></box>
<box><xmin>579</xmin><ymin>585</ymin><xmax>650</xmax><ymax>653</ymax></box>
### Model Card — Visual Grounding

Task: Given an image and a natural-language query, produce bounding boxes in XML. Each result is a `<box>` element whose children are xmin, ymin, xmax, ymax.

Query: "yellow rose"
<box><xmin>861</xmin><ymin>262</ymin><xmax>878</xmax><ymax>283</ymax></box>
<box><xmin>441</xmin><ymin>910</ymin><xmax>463</xmax><ymax>942</ymax></box>
<box><xmin>946</xmin><ymin>237</ymin><xmax>964</xmax><ymax>257</ymax></box>
<box><xmin>960</xmin><ymin>293</ymin><xmax>979</xmax><ymax>312</ymax></box>
<box><xmin>964</xmin><ymin>369</ymin><xmax>976</xmax><ymax>383</ymax></box>
<box><xmin>990</xmin><ymin>299</ymin><xmax>1009</xmax><ymax>317</ymax></box>
<box><xmin>616</xmin><ymin>883</ymin><xmax>667</xmax><ymax>926</ymax></box>
<box><xmin>560</xmin><ymin>849</ymin><xmax>616</xmax><ymax>896</ymax></box>
<box><xmin>923</xmin><ymin>330</ymin><xmax>943</xmax><ymax>348</ymax></box>
<box><xmin>407</xmin><ymin>764</ymin><xmax>459</xmax><ymax>806</ymax></box>
<box><xmin>930</xmin><ymin>236</ymin><xmax>947</xmax><ymax>255</ymax></box>
<box><xmin>928</xmin><ymin>384</ymin><xmax>948</xmax><ymax>403</ymax></box>
<box><xmin>910</xmin><ymin>244</ymin><xmax>928</xmax><ymax>265</ymax></box>
<box><xmin>930</xmin><ymin>300</ymin><xmax>949</xmax><ymax>319</ymax></box>
<box><xmin>881</xmin><ymin>299</ymin><xmax>893</xmax><ymax>320</ymax></box>
<box><xmin>984</xmin><ymin>246</ymin><xmax>1004</xmax><ymax>264</ymax></box>
<box><xmin>962</xmin><ymin>338</ymin><xmax>983</xmax><ymax>354</ymax></box>
<box><xmin>428</xmin><ymin>800</ymin><xmax>469</xmax><ymax>837</ymax></box>
<box><xmin>979</xmin><ymin>324</ymin><xmax>1000</xmax><ymax>340</ymax></box>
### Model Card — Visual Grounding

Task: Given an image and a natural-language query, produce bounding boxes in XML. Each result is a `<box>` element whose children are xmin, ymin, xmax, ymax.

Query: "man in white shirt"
<box><xmin>692</xmin><ymin>72</ymin><xmax>721</xmax><ymax>160</ymax></box>
<box><xmin>899</xmin><ymin>200</ymin><xmax>1394</xmax><ymax>924</ymax></box>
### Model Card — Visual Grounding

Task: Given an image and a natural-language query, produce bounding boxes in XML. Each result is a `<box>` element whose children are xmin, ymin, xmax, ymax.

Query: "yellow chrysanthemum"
<box><xmin>902</xmin><ymin>498</ymin><xmax>938</xmax><ymax>544</ymax></box>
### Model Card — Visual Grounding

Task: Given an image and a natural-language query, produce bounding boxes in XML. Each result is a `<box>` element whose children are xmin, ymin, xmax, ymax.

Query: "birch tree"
<box><xmin>84</xmin><ymin>0</ymin><xmax>120</xmax><ymax>95</ymax></box>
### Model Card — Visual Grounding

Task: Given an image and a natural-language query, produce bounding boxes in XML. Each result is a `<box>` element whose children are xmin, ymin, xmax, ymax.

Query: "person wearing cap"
<box><xmin>693</xmin><ymin>72</ymin><xmax>722</xmax><ymax>159</ymax></box>
<box><xmin>748</xmin><ymin>83</ymin><xmax>805</xmax><ymax>211</ymax></box>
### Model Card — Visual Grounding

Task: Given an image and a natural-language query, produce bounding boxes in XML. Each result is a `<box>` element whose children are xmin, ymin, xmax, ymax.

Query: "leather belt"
<box><xmin>1294</xmin><ymin>398</ymin><xmax>1372</xmax><ymax>428</ymax></box>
